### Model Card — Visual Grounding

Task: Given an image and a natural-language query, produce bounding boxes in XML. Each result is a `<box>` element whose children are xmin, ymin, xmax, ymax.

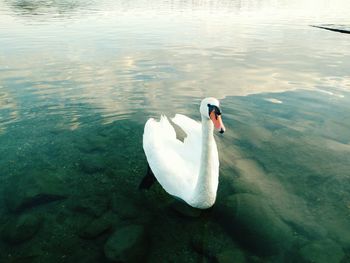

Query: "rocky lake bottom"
<box><xmin>1</xmin><ymin>89</ymin><xmax>349</xmax><ymax>263</ymax></box>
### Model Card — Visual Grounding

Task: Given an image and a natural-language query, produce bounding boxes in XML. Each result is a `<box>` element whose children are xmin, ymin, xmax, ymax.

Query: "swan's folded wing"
<box><xmin>171</xmin><ymin>114</ymin><xmax>201</xmax><ymax>143</ymax></box>
<box><xmin>171</xmin><ymin>114</ymin><xmax>202</xmax><ymax>177</ymax></box>
<box><xmin>143</xmin><ymin>116</ymin><xmax>194</xmax><ymax>198</ymax></box>
<box><xmin>143</xmin><ymin>115</ymin><xmax>179</xmax><ymax>155</ymax></box>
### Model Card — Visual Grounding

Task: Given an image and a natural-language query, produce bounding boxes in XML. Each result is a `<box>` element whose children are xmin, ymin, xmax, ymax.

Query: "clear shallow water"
<box><xmin>1</xmin><ymin>0</ymin><xmax>350</xmax><ymax>262</ymax></box>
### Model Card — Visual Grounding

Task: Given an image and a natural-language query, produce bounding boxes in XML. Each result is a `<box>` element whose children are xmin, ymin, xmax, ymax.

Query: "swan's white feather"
<box><xmin>172</xmin><ymin>114</ymin><xmax>201</xmax><ymax>142</ymax></box>
<box><xmin>143</xmin><ymin>114</ymin><xmax>202</xmax><ymax>201</ymax></box>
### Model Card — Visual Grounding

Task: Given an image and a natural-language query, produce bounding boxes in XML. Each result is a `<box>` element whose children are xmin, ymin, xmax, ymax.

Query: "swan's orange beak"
<box><xmin>210</xmin><ymin>111</ymin><xmax>225</xmax><ymax>134</ymax></box>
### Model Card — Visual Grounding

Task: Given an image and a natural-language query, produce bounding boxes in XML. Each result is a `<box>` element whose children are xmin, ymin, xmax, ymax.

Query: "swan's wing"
<box><xmin>171</xmin><ymin>114</ymin><xmax>202</xmax><ymax>166</ymax></box>
<box><xmin>172</xmin><ymin>114</ymin><xmax>201</xmax><ymax>144</ymax></box>
<box><xmin>143</xmin><ymin>115</ymin><xmax>199</xmax><ymax>199</ymax></box>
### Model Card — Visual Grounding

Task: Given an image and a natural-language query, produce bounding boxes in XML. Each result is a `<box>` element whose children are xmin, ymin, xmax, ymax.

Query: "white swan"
<box><xmin>143</xmin><ymin>98</ymin><xmax>225</xmax><ymax>209</ymax></box>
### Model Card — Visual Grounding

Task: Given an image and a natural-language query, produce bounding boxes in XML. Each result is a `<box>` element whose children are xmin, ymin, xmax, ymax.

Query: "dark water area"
<box><xmin>1</xmin><ymin>0</ymin><xmax>350</xmax><ymax>262</ymax></box>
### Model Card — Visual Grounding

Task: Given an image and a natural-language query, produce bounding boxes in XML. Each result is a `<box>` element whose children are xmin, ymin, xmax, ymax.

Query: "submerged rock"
<box><xmin>79</xmin><ymin>157</ymin><xmax>106</xmax><ymax>174</ymax></box>
<box><xmin>77</xmin><ymin>136</ymin><xmax>107</xmax><ymax>154</ymax></box>
<box><xmin>111</xmin><ymin>194</ymin><xmax>139</xmax><ymax>220</ymax></box>
<box><xmin>284</xmin><ymin>219</ymin><xmax>327</xmax><ymax>240</ymax></box>
<box><xmin>190</xmin><ymin>220</ymin><xmax>242</xmax><ymax>261</ymax></box>
<box><xmin>78</xmin><ymin>213</ymin><xmax>115</xmax><ymax>239</ymax></box>
<box><xmin>217</xmin><ymin>193</ymin><xmax>294</xmax><ymax>256</ymax></box>
<box><xmin>104</xmin><ymin>225</ymin><xmax>148</xmax><ymax>262</ymax></box>
<box><xmin>4</xmin><ymin>173</ymin><xmax>67</xmax><ymax>212</ymax></box>
<box><xmin>2</xmin><ymin>214</ymin><xmax>42</xmax><ymax>244</ymax></box>
<box><xmin>299</xmin><ymin>239</ymin><xmax>345</xmax><ymax>263</ymax></box>
<box><xmin>70</xmin><ymin>196</ymin><xmax>109</xmax><ymax>218</ymax></box>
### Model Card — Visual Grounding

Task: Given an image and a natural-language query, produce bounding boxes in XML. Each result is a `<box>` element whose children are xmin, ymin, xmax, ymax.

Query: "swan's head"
<box><xmin>200</xmin><ymin>97</ymin><xmax>226</xmax><ymax>134</ymax></box>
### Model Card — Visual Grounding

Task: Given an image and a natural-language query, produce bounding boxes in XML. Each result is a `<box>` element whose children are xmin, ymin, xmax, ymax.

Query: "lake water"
<box><xmin>1</xmin><ymin>0</ymin><xmax>350</xmax><ymax>262</ymax></box>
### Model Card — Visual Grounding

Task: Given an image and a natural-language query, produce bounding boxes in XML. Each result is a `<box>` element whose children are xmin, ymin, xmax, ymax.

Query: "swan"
<box><xmin>142</xmin><ymin>98</ymin><xmax>225</xmax><ymax>209</ymax></box>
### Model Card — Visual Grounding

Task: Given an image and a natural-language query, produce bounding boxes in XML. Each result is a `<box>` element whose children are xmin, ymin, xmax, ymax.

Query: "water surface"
<box><xmin>1</xmin><ymin>0</ymin><xmax>350</xmax><ymax>262</ymax></box>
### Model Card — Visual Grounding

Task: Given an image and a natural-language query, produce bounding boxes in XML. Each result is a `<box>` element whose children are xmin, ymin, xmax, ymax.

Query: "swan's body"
<box><xmin>143</xmin><ymin>98</ymin><xmax>225</xmax><ymax>209</ymax></box>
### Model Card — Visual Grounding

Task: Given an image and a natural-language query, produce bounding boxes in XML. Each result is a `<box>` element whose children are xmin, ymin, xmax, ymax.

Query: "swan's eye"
<box><xmin>208</xmin><ymin>104</ymin><xmax>221</xmax><ymax>119</ymax></box>
<box><xmin>215</xmin><ymin>107</ymin><xmax>221</xmax><ymax>115</ymax></box>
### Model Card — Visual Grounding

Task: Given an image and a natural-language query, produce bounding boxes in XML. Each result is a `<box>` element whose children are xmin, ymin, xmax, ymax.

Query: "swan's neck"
<box><xmin>192</xmin><ymin>116</ymin><xmax>218</xmax><ymax>208</ymax></box>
